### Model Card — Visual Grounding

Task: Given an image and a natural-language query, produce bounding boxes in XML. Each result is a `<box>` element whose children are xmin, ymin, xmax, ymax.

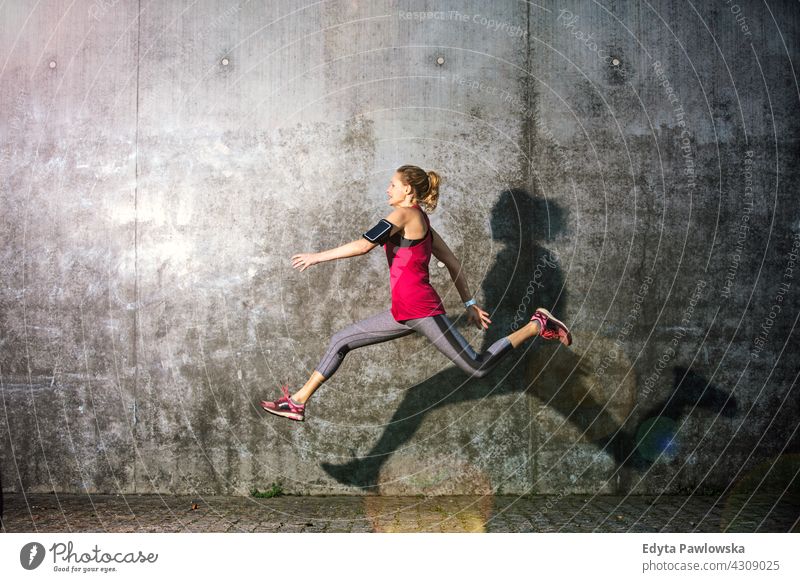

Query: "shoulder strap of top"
<box><xmin>411</xmin><ymin>204</ymin><xmax>431</xmax><ymax>236</ymax></box>
<box><xmin>421</xmin><ymin>210</ymin><xmax>432</xmax><ymax>239</ymax></box>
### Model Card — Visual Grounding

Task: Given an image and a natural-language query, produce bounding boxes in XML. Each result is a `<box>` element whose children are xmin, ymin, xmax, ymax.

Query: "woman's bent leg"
<box><xmin>314</xmin><ymin>309</ymin><xmax>414</xmax><ymax>380</ymax></box>
<box><xmin>404</xmin><ymin>313</ymin><xmax>514</xmax><ymax>379</ymax></box>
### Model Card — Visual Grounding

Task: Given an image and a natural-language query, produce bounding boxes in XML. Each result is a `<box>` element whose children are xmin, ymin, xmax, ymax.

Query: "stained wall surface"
<box><xmin>1</xmin><ymin>0</ymin><xmax>798</xmax><ymax>496</ymax></box>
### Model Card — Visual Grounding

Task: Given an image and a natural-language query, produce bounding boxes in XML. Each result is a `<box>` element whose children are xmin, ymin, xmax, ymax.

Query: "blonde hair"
<box><xmin>396</xmin><ymin>165</ymin><xmax>440</xmax><ymax>212</ymax></box>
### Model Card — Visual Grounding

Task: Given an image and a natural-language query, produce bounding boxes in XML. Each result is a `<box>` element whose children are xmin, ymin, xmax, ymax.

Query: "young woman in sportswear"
<box><xmin>260</xmin><ymin>165</ymin><xmax>572</xmax><ymax>421</ymax></box>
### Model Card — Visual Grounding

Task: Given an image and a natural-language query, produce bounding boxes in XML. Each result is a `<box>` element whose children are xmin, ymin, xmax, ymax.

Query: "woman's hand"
<box><xmin>291</xmin><ymin>253</ymin><xmax>319</xmax><ymax>272</ymax></box>
<box><xmin>467</xmin><ymin>304</ymin><xmax>492</xmax><ymax>330</ymax></box>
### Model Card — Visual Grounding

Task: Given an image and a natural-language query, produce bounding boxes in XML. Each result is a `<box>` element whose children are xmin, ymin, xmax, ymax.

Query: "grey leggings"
<box><xmin>315</xmin><ymin>309</ymin><xmax>514</xmax><ymax>380</ymax></box>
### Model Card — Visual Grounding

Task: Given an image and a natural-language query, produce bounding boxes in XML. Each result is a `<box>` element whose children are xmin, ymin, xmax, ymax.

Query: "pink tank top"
<box><xmin>384</xmin><ymin>204</ymin><xmax>447</xmax><ymax>322</ymax></box>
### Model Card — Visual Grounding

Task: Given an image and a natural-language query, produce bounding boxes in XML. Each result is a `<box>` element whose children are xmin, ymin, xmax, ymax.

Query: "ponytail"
<box><xmin>396</xmin><ymin>165</ymin><xmax>441</xmax><ymax>212</ymax></box>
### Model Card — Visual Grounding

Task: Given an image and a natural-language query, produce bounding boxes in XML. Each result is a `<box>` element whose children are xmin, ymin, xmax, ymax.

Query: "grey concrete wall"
<box><xmin>1</xmin><ymin>0</ymin><xmax>798</xmax><ymax>497</ymax></box>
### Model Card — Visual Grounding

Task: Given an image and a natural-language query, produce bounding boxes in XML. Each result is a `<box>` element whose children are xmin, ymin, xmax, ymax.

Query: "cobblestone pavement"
<box><xmin>1</xmin><ymin>493</ymin><xmax>797</xmax><ymax>533</ymax></box>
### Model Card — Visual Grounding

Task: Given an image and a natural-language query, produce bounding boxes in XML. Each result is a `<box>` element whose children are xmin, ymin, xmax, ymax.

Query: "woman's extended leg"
<box><xmin>262</xmin><ymin>310</ymin><xmax>414</xmax><ymax>420</ymax></box>
<box><xmin>403</xmin><ymin>313</ymin><xmax>542</xmax><ymax>379</ymax></box>
<box><xmin>291</xmin><ymin>309</ymin><xmax>414</xmax><ymax>404</ymax></box>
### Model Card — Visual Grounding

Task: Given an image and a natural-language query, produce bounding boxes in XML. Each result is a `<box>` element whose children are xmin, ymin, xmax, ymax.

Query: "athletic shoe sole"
<box><xmin>260</xmin><ymin>401</ymin><xmax>304</xmax><ymax>422</ymax></box>
<box><xmin>535</xmin><ymin>307</ymin><xmax>573</xmax><ymax>347</ymax></box>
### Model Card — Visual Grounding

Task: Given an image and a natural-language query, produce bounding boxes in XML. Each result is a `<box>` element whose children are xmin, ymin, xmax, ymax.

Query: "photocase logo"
<box><xmin>20</xmin><ymin>542</ymin><xmax>46</xmax><ymax>570</ymax></box>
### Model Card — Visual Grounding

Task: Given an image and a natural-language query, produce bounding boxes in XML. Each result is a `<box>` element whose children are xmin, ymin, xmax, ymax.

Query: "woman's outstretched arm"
<box><xmin>430</xmin><ymin>226</ymin><xmax>492</xmax><ymax>329</ymax></box>
<box><xmin>291</xmin><ymin>208</ymin><xmax>407</xmax><ymax>272</ymax></box>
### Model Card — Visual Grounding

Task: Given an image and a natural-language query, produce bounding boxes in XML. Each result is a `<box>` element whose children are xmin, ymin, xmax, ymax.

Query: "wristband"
<box><xmin>464</xmin><ymin>298</ymin><xmax>477</xmax><ymax>309</ymax></box>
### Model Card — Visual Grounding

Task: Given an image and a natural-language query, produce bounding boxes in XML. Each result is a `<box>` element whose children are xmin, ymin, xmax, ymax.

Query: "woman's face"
<box><xmin>387</xmin><ymin>172</ymin><xmax>412</xmax><ymax>207</ymax></box>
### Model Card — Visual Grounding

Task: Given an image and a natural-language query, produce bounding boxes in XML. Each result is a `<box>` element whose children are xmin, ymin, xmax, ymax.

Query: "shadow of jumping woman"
<box><xmin>318</xmin><ymin>189</ymin><xmax>738</xmax><ymax>493</ymax></box>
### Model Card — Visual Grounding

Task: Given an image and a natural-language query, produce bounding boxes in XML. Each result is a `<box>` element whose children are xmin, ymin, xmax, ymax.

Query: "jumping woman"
<box><xmin>260</xmin><ymin>165</ymin><xmax>572</xmax><ymax>421</ymax></box>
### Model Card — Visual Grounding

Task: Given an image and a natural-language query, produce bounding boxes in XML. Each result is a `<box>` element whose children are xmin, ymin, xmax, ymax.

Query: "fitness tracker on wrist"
<box><xmin>464</xmin><ymin>298</ymin><xmax>477</xmax><ymax>309</ymax></box>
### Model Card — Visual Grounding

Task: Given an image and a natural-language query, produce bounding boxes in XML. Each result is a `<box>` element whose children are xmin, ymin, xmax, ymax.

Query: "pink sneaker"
<box><xmin>260</xmin><ymin>384</ymin><xmax>305</xmax><ymax>421</ymax></box>
<box><xmin>530</xmin><ymin>308</ymin><xmax>573</xmax><ymax>346</ymax></box>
